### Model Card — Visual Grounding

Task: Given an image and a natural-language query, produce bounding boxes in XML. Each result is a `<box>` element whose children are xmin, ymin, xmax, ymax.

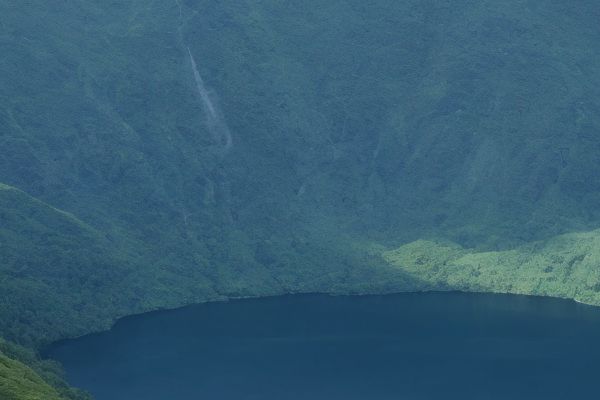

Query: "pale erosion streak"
<box><xmin>187</xmin><ymin>47</ymin><xmax>233</xmax><ymax>151</ymax></box>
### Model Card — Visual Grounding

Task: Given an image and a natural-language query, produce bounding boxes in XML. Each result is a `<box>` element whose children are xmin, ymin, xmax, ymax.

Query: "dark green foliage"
<box><xmin>0</xmin><ymin>183</ymin><xmax>412</xmax><ymax>348</ymax></box>
<box><xmin>0</xmin><ymin>184</ymin><xmax>140</xmax><ymax>345</ymax></box>
<box><xmin>2</xmin><ymin>2</ymin><xmax>600</xmax><ymax>398</ymax></box>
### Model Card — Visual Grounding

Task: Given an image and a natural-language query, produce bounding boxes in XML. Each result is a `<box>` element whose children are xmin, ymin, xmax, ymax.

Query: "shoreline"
<box><xmin>41</xmin><ymin>288</ymin><xmax>598</xmax><ymax>357</ymax></box>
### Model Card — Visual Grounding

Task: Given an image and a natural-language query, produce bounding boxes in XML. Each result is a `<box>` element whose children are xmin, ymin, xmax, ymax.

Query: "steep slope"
<box><xmin>0</xmin><ymin>180</ymin><xmax>412</xmax><ymax>346</ymax></box>
<box><xmin>3</xmin><ymin>0</ymin><xmax>600</xmax><ymax>247</ymax></box>
<box><xmin>0</xmin><ymin>180</ymin><xmax>287</xmax><ymax>346</ymax></box>
<box><xmin>0</xmin><ymin>353</ymin><xmax>63</xmax><ymax>400</ymax></box>
<box><xmin>0</xmin><ymin>339</ymin><xmax>89</xmax><ymax>400</ymax></box>
<box><xmin>0</xmin><ymin>183</ymin><xmax>142</xmax><ymax>345</ymax></box>
<box><xmin>2</xmin><ymin>0</ymin><xmax>600</xmax><ymax>347</ymax></box>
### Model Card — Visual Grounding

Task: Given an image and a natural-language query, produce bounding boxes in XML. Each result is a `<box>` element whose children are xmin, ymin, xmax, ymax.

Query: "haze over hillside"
<box><xmin>2</xmin><ymin>1</ymin><xmax>600</xmax><ymax>397</ymax></box>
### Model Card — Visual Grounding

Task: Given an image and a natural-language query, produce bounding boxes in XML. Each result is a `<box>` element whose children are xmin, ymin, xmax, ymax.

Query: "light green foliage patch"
<box><xmin>0</xmin><ymin>339</ymin><xmax>90</xmax><ymax>400</ymax></box>
<box><xmin>383</xmin><ymin>230</ymin><xmax>600</xmax><ymax>305</ymax></box>
<box><xmin>0</xmin><ymin>352</ymin><xmax>63</xmax><ymax>400</ymax></box>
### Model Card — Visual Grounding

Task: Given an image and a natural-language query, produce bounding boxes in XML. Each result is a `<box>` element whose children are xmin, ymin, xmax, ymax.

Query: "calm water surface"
<box><xmin>46</xmin><ymin>292</ymin><xmax>600</xmax><ymax>399</ymax></box>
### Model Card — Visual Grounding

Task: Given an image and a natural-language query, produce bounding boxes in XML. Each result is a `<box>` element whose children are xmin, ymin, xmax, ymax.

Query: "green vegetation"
<box><xmin>383</xmin><ymin>229</ymin><xmax>600</xmax><ymax>305</ymax></box>
<box><xmin>0</xmin><ymin>339</ymin><xmax>90</xmax><ymax>400</ymax></box>
<box><xmin>0</xmin><ymin>353</ymin><xmax>63</xmax><ymax>400</ymax></box>
<box><xmin>0</xmin><ymin>183</ymin><xmax>141</xmax><ymax>346</ymax></box>
<box><xmin>0</xmin><ymin>181</ymin><xmax>414</xmax><ymax>349</ymax></box>
<box><xmin>3</xmin><ymin>0</ymin><xmax>600</xmax><ymax>397</ymax></box>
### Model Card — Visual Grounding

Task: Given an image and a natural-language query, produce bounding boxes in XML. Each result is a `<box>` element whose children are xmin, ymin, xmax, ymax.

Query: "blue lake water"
<box><xmin>46</xmin><ymin>292</ymin><xmax>600</xmax><ymax>399</ymax></box>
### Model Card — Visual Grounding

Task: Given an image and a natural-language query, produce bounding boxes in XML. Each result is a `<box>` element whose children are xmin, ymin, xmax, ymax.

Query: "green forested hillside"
<box><xmin>0</xmin><ymin>339</ymin><xmax>89</xmax><ymax>400</ymax></box>
<box><xmin>0</xmin><ymin>353</ymin><xmax>63</xmax><ymax>400</ymax></box>
<box><xmin>3</xmin><ymin>1</ymin><xmax>600</xmax><ymax>397</ymax></box>
<box><xmin>0</xmin><ymin>183</ymin><xmax>137</xmax><ymax>345</ymax></box>
<box><xmin>0</xmin><ymin>181</ymin><xmax>410</xmax><ymax>348</ymax></box>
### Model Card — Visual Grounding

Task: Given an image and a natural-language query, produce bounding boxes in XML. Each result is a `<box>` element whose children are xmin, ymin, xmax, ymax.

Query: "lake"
<box><xmin>46</xmin><ymin>292</ymin><xmax>600</xmax><ymax>399</ymax></box>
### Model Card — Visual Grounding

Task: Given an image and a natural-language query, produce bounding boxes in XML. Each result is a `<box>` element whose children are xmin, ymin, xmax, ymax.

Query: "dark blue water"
<box><xmin>46</xmin><ymin>292</ymin><xmax>600</xmax><ymax>399</ymax></box>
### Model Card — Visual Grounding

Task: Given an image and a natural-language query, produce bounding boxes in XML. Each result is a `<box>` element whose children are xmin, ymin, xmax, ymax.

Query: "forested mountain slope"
<box><xmin>3</xmin><ymin>4</ymin><xmax>600</xmax><ymax>395</ymax></box>
<box><xmin>0</xmin><ymin>339</ymin><xmax>89</xmax><ymax>400</ymax></box>
<box><xmin>0</xmin><ymin>353</ymin><xmax>63</xmax><ymax>400</ymax></box>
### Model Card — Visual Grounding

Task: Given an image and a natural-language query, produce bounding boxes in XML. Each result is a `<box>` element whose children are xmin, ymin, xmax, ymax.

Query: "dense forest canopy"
<box><xmin>2</xmin><ymin>1</ymin><xmax>600</xmax><ymax>397</ymax></box>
